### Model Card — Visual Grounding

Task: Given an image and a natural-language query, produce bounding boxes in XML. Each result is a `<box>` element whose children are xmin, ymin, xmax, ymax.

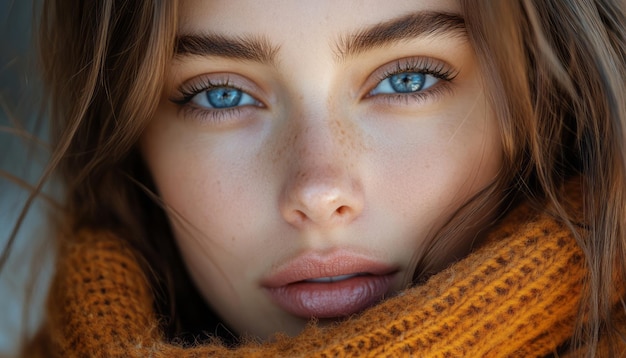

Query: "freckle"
<box><xmin>231</xmin><ymin>236</ymin><xmax>236</xmax><ymax>242</ymax></box>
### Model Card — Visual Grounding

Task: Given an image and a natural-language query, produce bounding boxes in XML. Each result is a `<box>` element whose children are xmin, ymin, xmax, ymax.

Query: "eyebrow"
<box><xmin>335</xmin><ymin>11</ymin><xmax>466</xmax><ymax>60</ymax></box>
<box><xmin>174</xmin><ymin>11</ymin><xmax>465</xmax><ymax>64</ymax></box>
<box><xmin>175</xmin><ymin>33</ymin><xmax>280</xmax><ymax>65</ymax></box>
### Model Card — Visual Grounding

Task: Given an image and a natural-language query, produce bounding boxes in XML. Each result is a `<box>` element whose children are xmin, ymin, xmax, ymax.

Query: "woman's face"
<box><xmin>142</xmin><ymin>0</ymin><xmax>502</xmax><ymax>339</ymax></box>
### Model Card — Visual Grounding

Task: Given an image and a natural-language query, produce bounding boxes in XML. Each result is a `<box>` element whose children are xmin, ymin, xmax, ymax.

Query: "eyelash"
<box><xmin>368</xmin><ymin>57</ymin><xmax>457</xmax><ymax>104</ymax></box>
<box><xmin>171</xmin><ymin>78</ymin><xmax>255</xmax><ymax>124</ymax></box>
<box><xmin>171</xmin><ymin>57</ymin><xmax>457</xmax><ymax>123</ymax></box>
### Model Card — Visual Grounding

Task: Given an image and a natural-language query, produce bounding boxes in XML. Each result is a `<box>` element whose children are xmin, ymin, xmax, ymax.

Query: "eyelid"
<box><xmin>168</xmin><ymin>73</ymin><xmax>268</xmax><ymax>126</ymax></box>
<box><xmin>362</xmin><ymin>56</ymin><xmax>457</xmax><ymax>98</ymax></box>
<box><xmin>170</xmin><ymin>73</ymin><xmax>266</xmax><ymax>106</ymax></box>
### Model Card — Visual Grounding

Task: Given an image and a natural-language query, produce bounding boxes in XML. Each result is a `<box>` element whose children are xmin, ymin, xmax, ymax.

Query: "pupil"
<box><xmin>390</xmin><ymin>73</ymin><xmax>425</xmax><ymax>93</ymax></box>
<box><xmin>208</xmin><ymin>88</ymin><xmax>242</xmax><ymax>108</ymax></box>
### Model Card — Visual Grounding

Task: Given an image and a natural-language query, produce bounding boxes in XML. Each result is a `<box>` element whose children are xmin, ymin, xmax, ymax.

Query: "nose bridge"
<box><xmin>297</xmin><ymin>118</ymin><xmax>348</xmax><ymax>169</ymax></box>
<box><xmin>278</xmin><ymin>110</ymin><xmax>365</xmax><ymax>229</ymax></box>
<box><xmin>281</xmin><ymin>102</ymin><xmax>361</xmax><ymax>175</ymax></box>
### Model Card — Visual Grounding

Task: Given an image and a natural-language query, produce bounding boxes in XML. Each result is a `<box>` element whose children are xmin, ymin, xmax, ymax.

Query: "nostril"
<box><xmin>335</xmin><ymin>205</ymin><xmax>349</xmax><ymax>216</ymax></box>
<box><xmin>294</xmin><ymin>210</ymin><xmax>307</xmax><ymax>223</ymax></box>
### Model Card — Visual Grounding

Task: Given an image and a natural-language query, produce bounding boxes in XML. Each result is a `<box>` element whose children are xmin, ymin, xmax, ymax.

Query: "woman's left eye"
<box><xmin>190</xmin><ymin>86</ymin><xmax>258</xmax><ymax>109</ymax></box>
<box><xmin>370</xmin><ymin>72</ymin><xmax>439</xmax><ymax>95</ymax></box>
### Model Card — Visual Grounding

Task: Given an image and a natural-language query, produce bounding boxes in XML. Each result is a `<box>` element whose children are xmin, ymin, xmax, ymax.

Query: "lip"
<box><xmin>261</xmin><ymin>252</ymin><xmax>398</xmax><ymax>318</ymax></box>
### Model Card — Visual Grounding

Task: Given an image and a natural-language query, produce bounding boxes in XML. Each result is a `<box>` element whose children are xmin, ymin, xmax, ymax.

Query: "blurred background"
<box><xmin>0</xmin><ymin>0</ymin><xmax>55</xmax><ymax>356</ymax></box>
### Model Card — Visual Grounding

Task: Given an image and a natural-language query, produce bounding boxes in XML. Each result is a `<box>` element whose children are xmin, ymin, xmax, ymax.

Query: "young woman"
<box><xmin>16</xmin><ymin>0</ymin><xmax>626</xmax><ymax>356</ymax></box>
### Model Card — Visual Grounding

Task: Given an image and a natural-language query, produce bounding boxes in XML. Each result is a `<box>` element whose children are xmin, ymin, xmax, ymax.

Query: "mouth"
<box><xmin>262</xmin><ymin>253</ymin><xmax>398</xmax><ymax>319</ymax></box>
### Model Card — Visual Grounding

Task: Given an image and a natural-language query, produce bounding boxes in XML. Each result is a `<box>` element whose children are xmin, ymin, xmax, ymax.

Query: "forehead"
<box><xmin>178</xmin><ymin>0</ymin><xmax>462</xmax><ymax>36</ymax></box>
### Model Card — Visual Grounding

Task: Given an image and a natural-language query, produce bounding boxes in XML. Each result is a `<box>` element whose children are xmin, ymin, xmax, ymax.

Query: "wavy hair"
<box><xmin>462</xmin><ymin>0</ymin><xmax>626</xmax><ymax>355</ymax></box>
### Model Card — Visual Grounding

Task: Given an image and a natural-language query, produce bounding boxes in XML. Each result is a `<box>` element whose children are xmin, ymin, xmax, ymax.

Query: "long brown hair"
<box><xmin>462</xmin><ymin>0</ymin><xmax>626</xmax><ymax>355</ymax></box>
<box><xmin>6</xmin><ymin>0</ymin><xmax>625</xmax><ymax>355</ymax></box>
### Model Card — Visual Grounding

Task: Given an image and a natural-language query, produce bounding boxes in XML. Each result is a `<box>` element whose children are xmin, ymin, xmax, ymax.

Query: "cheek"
<box><xmin>368</xmin><ymin>92</ymin><xmax>502</xmax><ymax>239</ymax></box>
<box><xmin>143</xmin><ymin>105</ymin><xmax>250</xmax><ymax>222</ymax></box>
<box><xmin>140</xmin><ymin>109</ymin><xmax>289</xmax><ymax>283</ymax></box>
<box><xmin>140</xmin><ymin>122</ymin><xmax>264</xmax><ymax>301</ymax></box>
<box><xmin>140</xmin><ymin>114</ymin><xmax>257</xmax><ymax>256</ymax></box>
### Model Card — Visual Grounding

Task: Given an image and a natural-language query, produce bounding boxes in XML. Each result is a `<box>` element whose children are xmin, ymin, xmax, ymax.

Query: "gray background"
<box><xmin>1</xmin><ymin>0</ymin><xmax>54</xmax><ymax>356</ymax></box>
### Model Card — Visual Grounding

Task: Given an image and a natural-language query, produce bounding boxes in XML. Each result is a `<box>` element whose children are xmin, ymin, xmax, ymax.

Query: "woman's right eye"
<box><xmin>189</xmin><ymin>86</ymin><xmax>258</xmax><ymax>109</ymax></box>
<box><xmin>171</xmin><ymin>77</ymin><xmax>265</xmax><ymax>124</ymax></box>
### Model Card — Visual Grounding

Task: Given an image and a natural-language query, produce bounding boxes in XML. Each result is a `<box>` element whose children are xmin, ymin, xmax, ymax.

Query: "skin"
<box><xmin>141</xmin><ymin>0</ymin><xmax>502</xmax><ymax>340</ymax></box>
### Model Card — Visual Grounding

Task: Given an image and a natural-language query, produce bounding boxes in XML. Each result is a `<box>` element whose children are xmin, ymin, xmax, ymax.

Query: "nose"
<box><xmin>278</xmin><ymin>121</ymin><xmax>365</xmax><ymax>230</ymax></box>
<box><xmin>280</xmin><ymin>166</ymin><xmax>364</xmax><ymax>228</ymax></box>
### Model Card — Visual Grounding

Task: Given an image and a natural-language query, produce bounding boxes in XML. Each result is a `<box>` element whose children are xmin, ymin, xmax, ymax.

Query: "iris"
<box><xmin>206</xmin><ymin>88</ymin><xmax>243</xmax><ymax>108</ymax></box>
<box><xmin>370</xmin><ymin>71</ymin><xmax>436</xmax><ymax>96</ymax></box>
<box><xmin>389</xmin><ymin>73</ymin><xmax>425</xmax><ymax>93</ymax></box>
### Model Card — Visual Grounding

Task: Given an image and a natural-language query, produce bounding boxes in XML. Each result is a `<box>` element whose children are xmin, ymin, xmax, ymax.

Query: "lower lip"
<box><xmin>265</xmin><ymin>274</ymin><xmax>395</xmax><ymax>318</ymax></box>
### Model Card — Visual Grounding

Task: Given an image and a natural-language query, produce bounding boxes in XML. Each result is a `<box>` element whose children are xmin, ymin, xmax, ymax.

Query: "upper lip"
<box><xmin>261</xmin><ymin>250</ymin><xmax>398</xmax><ymax>288</ymax></box>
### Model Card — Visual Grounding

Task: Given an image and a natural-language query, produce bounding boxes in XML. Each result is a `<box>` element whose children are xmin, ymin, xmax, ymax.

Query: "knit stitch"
<box><xmin>30</xmin><ymin>184</ymin><xmax>626</xmax><ymax>357</ymax></box>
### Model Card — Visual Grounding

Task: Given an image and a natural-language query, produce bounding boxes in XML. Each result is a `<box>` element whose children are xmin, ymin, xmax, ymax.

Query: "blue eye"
<box><xmin>190</xmin><ymin>86</ymin><xmax>257</xmax><ymax>109</ymax></box>
<box><xmin>370</xmin><ymin>72</ymin><xmax>439</xmax><ymax>95</ymax></box>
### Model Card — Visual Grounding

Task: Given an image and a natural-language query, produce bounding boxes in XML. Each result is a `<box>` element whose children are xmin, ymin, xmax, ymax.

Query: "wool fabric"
<box><xmin>31</xmin><ymin>184</ymin><xmax>626</xmax><ymax>357</ymax></box>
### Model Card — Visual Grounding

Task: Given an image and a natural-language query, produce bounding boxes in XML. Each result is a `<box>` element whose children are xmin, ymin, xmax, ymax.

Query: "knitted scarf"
<box><xmin>31</xmin><ymin>183</ymin><xmax>625</xmax><ymax>357</ymax></box>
